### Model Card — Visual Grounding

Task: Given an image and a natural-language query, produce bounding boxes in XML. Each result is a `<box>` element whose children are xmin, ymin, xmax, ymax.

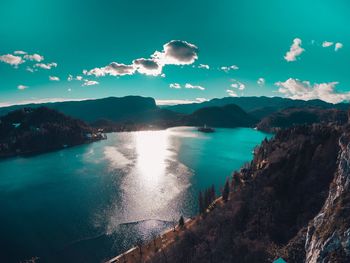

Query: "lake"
<box><xmin>0</xmin><ymin>127</ymin><xmax>271</xmax><ymax>262</ymax></box>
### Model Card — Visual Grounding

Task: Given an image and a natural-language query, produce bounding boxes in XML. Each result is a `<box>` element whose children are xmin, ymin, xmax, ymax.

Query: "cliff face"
<box><xmin>149</xmin><ymin>124</ymin><xmax>350</xmax><ymax>263</ymax></box>
<box><xmin>305</xmin><ymin>132</ymin><xmax>350</xmax><ymax>262</ymax></box>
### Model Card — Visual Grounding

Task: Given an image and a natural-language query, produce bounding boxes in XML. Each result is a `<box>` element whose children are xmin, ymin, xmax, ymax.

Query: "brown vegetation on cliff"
<box><xmin>149</xmin><ymin>124</ymin><xmax>344</xmax><ymax>263</ymax></box>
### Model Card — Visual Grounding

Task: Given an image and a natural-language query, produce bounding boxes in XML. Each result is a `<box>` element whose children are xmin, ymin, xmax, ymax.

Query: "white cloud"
<box><xmin>335</xmin><ymin>42</ymin><xmax>343</xmax><ymax>51</ymax></box>
<box><xmin>238</xmin><ymin>84</ymin><xmax>245</xmax><ymax>90</ymax></box>
<box><xmin>169</xmin><ymin>83</ymin><xmax>205</xmax><ymax>90</ymax></box>
<box><xmin>169</xmin><ymin>83</ymin><xmax>181</xmax><ymax>89</ymax></box>
<box><xmin>49</xmin><ymin>76</ymin><xmax>60</xmax><ymax>81</ymax></box>
<box><xmin>17</xmin><ymin>85</ymin><xmax>28</xmax><ymax>90</ymax></box>
<box><xmin>0</xmin><ymin>54</ymin><xmax>25</xmax><ymax>67</ymax></box>
<box><xmin>226</xmin><ymin>89</ymin><xmax>238</xmax><ymax>97</ymax></box>
<box><xmin>84</xmin><ymin>40</ymin><xmax>198</xmax><ymax>78</ymax></box>
<box><xmin>284</xmin><ymin>38</ymin><xmax>304</xmax><ymax>62</ymax></box>
<box><xmin>155</xmin><ymin>98</ymin><xmax>207</xmax><ymax>105</ymax></box>
<box><xmin>198</xmin><ymin>64</ymin><xmax>210</xmax><ymax>69</ymax></box>
<box><xmin>133</xmin><ymin>58</ymin><xmax>162</xmax><ymax>76</ymax></box>
<box><xmin>85</xmin><ymin>62</ymin><xmax>135</xmax><ymax>77</ymax></box>
<box><xmin>153</xmin><ymin>40</ymin><xmax>199</xmax><ymax>65</ymax></box>
<box><xmin>220</xmin><ymin>65</ymin><xmax>239</xmax><ymax>72</ymax></box>
<box><xmin>14</xmin><ymin>50</ymin><xmax>27</xmax><ymax>55</ymax></box>
<box><xmin>68</xmin><ymin>75</ymin><xmax>83</xmax><ymax>81</ymax></box>
<box><xmin>82</xmin><ymin>80</ymin><xmax>99</xmax><ymax>86</ymax></box>
<box><xmin>34</xmin><ymin>62</ymin><xmax>57</xmax><ymax>70</ymax></box>
<box><xmin>24</xmin><ymin>53</ymin><xmax>44</xmax><ymax>62</ymax></box>
<box><xmin>195</xmin><ymin>97</ymin><xmax>208</xmax><ymax>102</ymax></box>
<box><xmin>26</xmin><ymin>66</ymin><xmax>35</xmax><ymax>72</ymax></box>
<box><xmin>257</xmin><ymin>77</ymin><xmax>265</xmax><ymax>86</ymax></box>
<box><xmin>275</xmin><ymin>78</ymin><xmax>350</xmax><ymax>103</ymax></box>
<box><xmin>322</xmin><ymin>41</ymin><xmax>334</xmax><ymax>48</ymax></box>
<box><xmin>185</xmin><ymin>83</ymin><xmax>205</xmax><ymax>90</ymax></box>
<box><xmin>230</xmin><ymin>79</ymin><xmax>245</xmax><ymax>90</ymax></box>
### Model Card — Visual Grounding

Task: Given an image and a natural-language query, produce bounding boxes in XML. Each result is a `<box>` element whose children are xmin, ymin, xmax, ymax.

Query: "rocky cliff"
<box><xmin>304</xmin><ymin>130</ymin><xmax>350</xmax><ymax>262</ymax></box>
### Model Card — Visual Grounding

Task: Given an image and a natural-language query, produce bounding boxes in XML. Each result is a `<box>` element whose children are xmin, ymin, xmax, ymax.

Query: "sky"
<box><xmin>1</xmin><ymin>0</ymin><xmax>350</xmax><ymax>106</ymax></box>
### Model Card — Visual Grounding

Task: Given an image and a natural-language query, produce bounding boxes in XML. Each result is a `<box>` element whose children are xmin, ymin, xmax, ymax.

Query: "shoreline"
<box><xmin>0</xmin><ymin>125</ymin><xmax>267</xmax><ymax>160</ymax></box>
<box><xmin>0</xmin><ymin>136</ymin><xmax>105</xmax><ymax>160</ymax></box>
<box><xmin>106</xmin><ymin>195</ymin><xmax>226</xmax><ymax>263</ymax></box>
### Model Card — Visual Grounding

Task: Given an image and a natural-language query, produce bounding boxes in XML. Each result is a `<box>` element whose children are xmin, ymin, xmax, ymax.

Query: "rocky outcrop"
<box><xmin>305</xmin><ymin>131</ymin><xmax>350</xmax><ymax>263</ymax></box>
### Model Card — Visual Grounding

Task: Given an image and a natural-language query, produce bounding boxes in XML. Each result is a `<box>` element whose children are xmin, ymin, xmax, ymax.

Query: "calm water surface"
<box><xmin>0</xmin><ymin>127</ymin><xmax>271</xmax><ymax>262</ymax></box>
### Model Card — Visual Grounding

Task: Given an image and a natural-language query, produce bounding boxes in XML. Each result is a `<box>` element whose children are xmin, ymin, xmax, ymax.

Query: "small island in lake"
<box><xmin>197</xmin><ymin>125</ymin><xmax>215</xmax><ymax>133</ymax></box>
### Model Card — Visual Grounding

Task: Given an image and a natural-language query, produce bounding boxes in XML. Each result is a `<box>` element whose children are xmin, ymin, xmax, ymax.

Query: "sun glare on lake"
<box><xmin>135</xmin><ymin>130</ymin><xmax>170</xmax><ymax>188</ymax></box>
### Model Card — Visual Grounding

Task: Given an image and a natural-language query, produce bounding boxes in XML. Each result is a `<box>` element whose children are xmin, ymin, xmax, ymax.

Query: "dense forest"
<box><xmin>148</xmin><ymin>123</ymin><xmax>350</xmax><ymax>263</ymax></box>
<box><xmin>0</xmin><ymin>107</ymin><xmax>105</xmax><ymax>158</ymax></box>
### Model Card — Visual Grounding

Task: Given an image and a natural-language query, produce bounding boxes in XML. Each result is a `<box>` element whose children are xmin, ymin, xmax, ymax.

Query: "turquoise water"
<box><xmin>0</xmin><ymin>127</ymin><xmax>271</xmax><ymax>262</ymax></box>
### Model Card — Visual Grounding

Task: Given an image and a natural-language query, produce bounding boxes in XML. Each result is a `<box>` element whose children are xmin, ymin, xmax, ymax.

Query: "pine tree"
<box><xmin>179</xmin><ymin>215</ymin><xmax>185</xmax><ymax>228</ymax></box>
<box><xmin>222</xmin><ymin>178</ymin><xmax>230</xmax><ymax>202</ymax></box>
<box><xmin>199</xmin><ymin>190</ymin><xmax>204</xmax><ymax>214</ymax></box>
<box><xmin>211</xmin><ymin>184</ymin><xmax>216</xmax><ymax>202</ymax></box>
<box><xmin>204</xmin><ymin>188</ymin><xmax>209</xmax><ymax>208</ymax></box>
<box><xmin>232</xmin><ymin>172</ymin><xmax>241</xmax><ymax>192</ymax></box>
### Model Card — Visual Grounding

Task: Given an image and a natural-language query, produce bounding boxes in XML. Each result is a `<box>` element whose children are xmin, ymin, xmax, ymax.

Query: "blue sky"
<box><xmin>1</xmin><ymin>0</ymin><xmax>350</xmax><ymax>106</ymax></box>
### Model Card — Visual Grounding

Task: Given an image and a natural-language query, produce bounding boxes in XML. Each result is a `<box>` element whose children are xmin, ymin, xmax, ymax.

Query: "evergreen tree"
<box><xmin>222</xmin><ymin>178</ymin><xmax>230</xmax><ymax>202</ymax></box>
<box><xmin>232</xmin><ymin>172</ymin><xmax>241</xmax><ymax>192</ymax></box>
<box><xmin>199</xmin><ymin>190</ymin><xmax>204</xmax><ymax>214</ymax></box>
<box><xmin>179</xmin><ymin>215</ymin><xmax>185</xmax><ymax>228</ymax></box>
<box><xmin>211</xmin><ymin>184</ymin><xmax>216</xmax><ymax>202</ymax></box>
<box><xmin>204</xmin><ymin>188</ymin><xmax>209</xmax><ymax>208</ymax></box>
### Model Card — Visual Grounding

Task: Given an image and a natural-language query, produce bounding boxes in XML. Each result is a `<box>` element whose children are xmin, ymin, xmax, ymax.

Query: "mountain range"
<box><xmin>165</xmin><ymin>96</ymin><xmax>349</xmax><ymax>119</ymax></box>
<box><xmin>0</xmin><ymin>96</ymin><xmax>349</xmax><ymax>131</ymax></box>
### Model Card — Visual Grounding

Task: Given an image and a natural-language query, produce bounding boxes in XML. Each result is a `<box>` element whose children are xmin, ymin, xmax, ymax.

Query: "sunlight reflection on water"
<box><xmin>135</xmin><ymin>130</ymin><xmax>169</xmax><ymax>188</ymax></box>
<box><xmin>105</xmin><ymin>129</ymin><xmax>193</xmax><ymax>235</ymax></box>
